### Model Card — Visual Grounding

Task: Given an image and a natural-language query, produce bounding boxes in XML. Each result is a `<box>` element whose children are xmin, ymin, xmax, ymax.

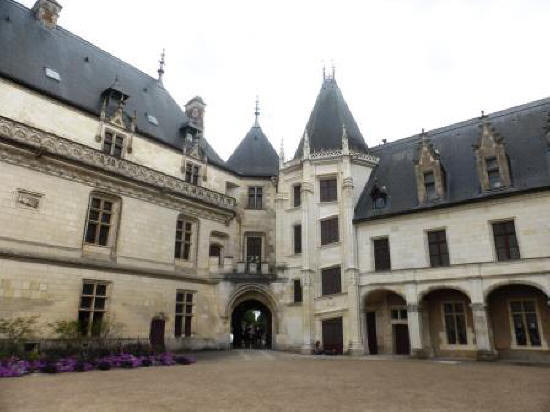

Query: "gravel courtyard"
<box><xmin>1</xmin><ymin>350</ymin><xmax>549</xmax><ymax>412</ymax></box>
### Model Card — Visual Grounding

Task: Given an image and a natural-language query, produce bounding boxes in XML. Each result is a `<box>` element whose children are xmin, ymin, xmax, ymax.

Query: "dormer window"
<box><xmin>423</xmin><ymin>171</ymin><xmax>437</xmax><ymax>200</ymax></box>
<box><xmin>185</xmin><ymin>162</ymin><xmax>200</xmax><ymax>185</ymax></box>
<box><xmin>103</xmin><ymin>131</ymin><xmax>125</xmax><ymax>159</ymax></box>
<box><xmin>370</xmin><ymin>182</ymin><xmax>388</xmax><ymax>210</ymax></box>
<box><xmin>373</xmin><ymin>196</ymin><xmax>386</xmax><ymax>209</ymax></box>
<box><xmin>474</xmin><ymin>121</ymin><xmax>512</xmax><ymax>192</ymax></box>
<box><xmin>486</xmin><ymin>157</ymin><xmax>501</xmax><ymax>188</ymax></box>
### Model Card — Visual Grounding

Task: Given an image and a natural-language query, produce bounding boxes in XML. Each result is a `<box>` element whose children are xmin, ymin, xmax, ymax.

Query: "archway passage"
<box><xmin>231</xmin><ymin>299</ymin><xmax>272</xmax><ymax>349</ymax></box>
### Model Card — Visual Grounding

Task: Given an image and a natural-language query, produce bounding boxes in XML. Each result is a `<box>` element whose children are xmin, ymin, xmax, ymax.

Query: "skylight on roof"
<box><xmin>147</xmin><ymin>114</ymin><xmax>159</xmax><ymax>126</ymax></box>
<box><xmin>44</xmin><ymin>67</ymin><xmax>61</xmax><ymax>82</ymax></box>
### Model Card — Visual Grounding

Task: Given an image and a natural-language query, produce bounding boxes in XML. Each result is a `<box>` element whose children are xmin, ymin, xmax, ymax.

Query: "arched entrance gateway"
<box><xmin>227</xmin><ymin>286</ymin><xmax>277</xmax><ymax>350</ymax></box>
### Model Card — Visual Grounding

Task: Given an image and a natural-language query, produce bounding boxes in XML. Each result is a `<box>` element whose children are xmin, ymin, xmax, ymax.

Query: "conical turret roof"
<box><xmin>226</xmin><ymin>125</ymin><xmax>279</xmax><ymax>177</ymax></box>
<box><xmin>294</xmin><ymin>77</ymin><xmax>368</xmax><ymax>158</ymax></box>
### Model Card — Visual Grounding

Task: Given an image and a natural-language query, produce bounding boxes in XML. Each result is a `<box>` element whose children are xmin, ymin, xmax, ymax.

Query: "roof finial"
<box><xmin>331</xmin><ymin>60</ymin><xmax>335</xmax><ymax>80</ymax></box>
<box><xmin>279</xmin><ymin>137</ymin><xmax>285</xmax><ymax>168</ymax></box>
<box><xmin>158</xmin><ymin>49</ymin><xmax>166</xmax><ymax>84</ymax></box>
<box><xmin>480</xmin><ymin>110</ymin><xmax>486</xmax><ymax>119</ymax></box>
<box><xmin>254</xmin><ymin>95</ymin><xmax>260</xmax><ymax>127</ymax></box>
<box><xmin>342</xmin><ymin>123</ymin><xmax>349</xmax><ymax>154</ymax></box>
<box><xmin>303</xmin><ymin>129</ymin><xmax>310</xmax><ymax>160</ymax></box>
<box><xmin>322</xmin><ymin>62</ymin><xmax>326</xmax><ymax>81</ymax></box>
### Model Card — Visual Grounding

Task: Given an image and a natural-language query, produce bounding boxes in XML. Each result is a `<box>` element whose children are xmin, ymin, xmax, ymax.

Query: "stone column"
<box><xmin>300</xmin><ymin>176</ymin><xmax>315</xmax><ymax>354</ymax></box>
<box><xmin>407</xmin><ymin>303</ymin><xmax>427</xmax><ymax>358</ymax></box>
<box><xmin>471</xmin><ymin>302</ymin><xmax>497</xmax><ymax>361</ymax></box>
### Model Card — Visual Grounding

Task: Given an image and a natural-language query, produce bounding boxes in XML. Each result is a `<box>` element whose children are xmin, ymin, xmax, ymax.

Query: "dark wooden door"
<box><xmin>246</xmin><ymin>237</ymin><xmax>262</xmax><ymax>263</ymax></box>
<box><xmin>366</xmin><ymin>312</ymin><xmax>378</xmax><ymax>355</ymax></box>
<box><xmin>393</xmin><ymin>324</ymin><xmax>410</xmax><ymax>355</ymax></box>
<box><xmin>322</xmin><ymin>317</ymin><xmax>343</xmax><ymax>354</ymax></box>
<box><xmin>149</xmin><ymin>318</ymin><xmax>165</xmax><ymax>349</ymax></box>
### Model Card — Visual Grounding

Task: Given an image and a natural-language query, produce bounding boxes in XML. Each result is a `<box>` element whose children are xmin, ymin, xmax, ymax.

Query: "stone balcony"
<box><xmin>209</xmin><ymin>257</ymin><xmax>277</xmax><ymax>282</ymax></box>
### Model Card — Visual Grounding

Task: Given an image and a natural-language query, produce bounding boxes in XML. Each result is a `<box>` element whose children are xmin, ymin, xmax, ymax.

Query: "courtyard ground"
<box><xmin>0</xmin><ymin>350</ymin><xmax>549</xmax><ymax>412</ymax></box>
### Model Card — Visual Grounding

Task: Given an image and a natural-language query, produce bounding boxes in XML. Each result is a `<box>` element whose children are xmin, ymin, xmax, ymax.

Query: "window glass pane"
<box><xmin>89</xmin><ymin>209</ymin><xmax>99</xmax><ymax>221</ymax></box>
<box><xmin>101</xmin><ymin>212</ymin><xmax>111</xmax><ymax>224</ymax></box>
<box><xmin>177</xmin><ymin>220</ymin><xmax>183</xmax><ymax>230</ymax></box>
<box><xmin>85</xmin><ymin>223</ymin><xmax>97</xmax><ymax>243</ymax></box>
<box><xmin>175</xmin><ymin>315</ymin><xmax>182</xmax><ymax>337</ymax></box>
<box><xmin>185</xmin><ymin>304</ymin><xmax>192</xmax><ymax>314</ymax></box>
<box><xmin>82</xmin><ymin>283</ymin><xmax>94</xmax><ymax>295</ymax></box>
<box><xmin>184</xmin><ymin>317</ymin><xmax>192</xmax><ymax>337</ymax></box>
<box><xmin>91</xmin><ymin>312</ymin><xmax>103</xmax><ymax>337</ymax></box>
<box><xmin>95</xmin><ymin>284</ymin><xmax>106</xmax><ymax>296</ymax></box>
<box><xmin>183</xmin><ymin>244</ymin><xmax>190</xmax><ymax>260</ymax></box>
<box><xmin>91</xmin><ymin>198</ymin><xmax>101</xmax><ymax>209</ymax></box>
<box><xmin>103</xmin><ymin>201</ymin><xmax>112</xmax><ymax>211</ymax></box>
<box><xmin>456</xmin><ymin>314</ymin><xmax>467</xmax><ymax>344</ymax></box>
<box><xmin>175</xmin><ymin>304</ymin><xmax>183</xmax><ymax>314</ymax></box>
<box><xmin>175</xmin><ymin>242</ymin><xmax>182</xmax><ymax>258</ymax></box>
<box><xmin>525</xmin><ymin>312</ymin><xmax>541</xmax><ymax>346</ymax></box>
<box><xmin>94</xmin><ymin>297</ymin><xmax>105</xmax><ymax>310</ymax></box>
<box><xmin>510</xmin><ymin>302</ymin><xmax>522</xmax><ymax>312</ymax></box>
<box><xmin>391</xmin><ymin>310</ymin><xmax>399</xmax><ymax>320</ymax></box>
<box><xmin>443</xmin><ymin>303</ymin><xmax>453</xmax><ymax>314</ymax></box>
<box><xmin>523</xmin><ymin>301</ymin><xmax>535</xmax><ymax>312</ymax></box>
<box><xmin>454</xmin><ymin>303</ymin><xmax>464</xmax><ymax>313</ymax></box>
<box><xmin>513</xmin><ymin>314</ymin><xmax>527</xmax><ymax>345</ymax></box>
<box><xmin>445</xmin><ymin>315</ymin><xmax>456</xmax><ymax>344</ymax></box>
<box><xmin>186</xmin><ymin>293</ymin><xmax>193</xmax><ymax>303</ymax></box>
<box><xmin>98</xmin><ymin>225</ymin><xmax>109</xmax><ymax>246</ymax></box>
<box><xmin>80</xmin><ymin>296</ymin><xmax>92</xmax><ymax>309</ymax></box>
<box><xmin>400</xmin><ymin>310</ymin><xmax>408</xmax><ymax>320</ymax></box>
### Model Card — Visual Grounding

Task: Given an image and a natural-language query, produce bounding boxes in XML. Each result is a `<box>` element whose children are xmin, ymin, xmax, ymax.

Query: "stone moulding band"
<box><xmin>0</xmin><ymin>115</ymin><xmax>236</xmax><ymax>211</ymax></box>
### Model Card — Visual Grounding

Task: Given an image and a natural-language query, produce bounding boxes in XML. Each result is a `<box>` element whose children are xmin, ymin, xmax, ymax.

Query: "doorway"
<box><xmin>393</xmin><ymin>324</ymin><xmax>410</xmax><ymax>355</ymax></box>
<box><xmin>366</xmin><ymin>312</ymin><xmax>378</xmax><ymax>355</ymax></box>
<box><xmin>231</xmin><ymin>299</ymin><xmax>272</xmax><ymax>349</ymax></box>
<box><xmin>322</xmin><ymin>317</ymin><xmax>343</xmax><ymax>355</ymax></box>
<box><xmin>149</xmin><ymin>318</ymin><xmax>165</xmax><ymax>349</ymax></box>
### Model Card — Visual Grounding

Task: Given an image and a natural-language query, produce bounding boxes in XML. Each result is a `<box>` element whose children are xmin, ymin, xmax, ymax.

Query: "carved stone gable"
<box><xmin>414</xmin><ymin>134</ymin><xmax>445</xmax><ymax>203</ymax></box>
<box><xmin>473</xmin><ymin>120</ymin><xmax>511</xmax><ymax>191</ymax></box>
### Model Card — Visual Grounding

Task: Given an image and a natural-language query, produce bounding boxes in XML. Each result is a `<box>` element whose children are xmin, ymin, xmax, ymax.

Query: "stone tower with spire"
<box><xmin>276</xmin><ymin>72</ymin><xmax>379</xmax><ymax>355</ymax></box>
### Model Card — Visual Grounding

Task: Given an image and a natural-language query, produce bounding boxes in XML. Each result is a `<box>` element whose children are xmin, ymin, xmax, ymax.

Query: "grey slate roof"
<box><xmin>294</xmin><ymin>78</ymin><xmax>368</xmax><ymax>159</ymax></box>
<box><xmin>0</xmin><ymin>0</ymin><xmax>226</xmax><ymax>169</ymax></box>
<box><xmin>226</xmin><ymin>126</ymin><xmax>279</xmax><ymax>177</ymax></box>
<box><xmin>354</xmin><ymin>97</ymin><xmax>550</xmax><ymax>222</ymax></box>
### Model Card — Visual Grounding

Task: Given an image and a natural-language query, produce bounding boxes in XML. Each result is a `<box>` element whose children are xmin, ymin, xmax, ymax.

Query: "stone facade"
<box><xmin>1</xmin><ymin>0</ymin><xmax>549</xmax><ymax>361</ymax></box>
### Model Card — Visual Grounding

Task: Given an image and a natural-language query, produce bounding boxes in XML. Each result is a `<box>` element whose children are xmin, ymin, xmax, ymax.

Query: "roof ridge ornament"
<box><xmin>158</xmin><ymin>49</ymin><xmax>166</xmax><ymax>85</ymax></box>
<box><xmin>342</xmin><ymin>123</ymin><xmax>349</xmax><ymax>155</ymax></box>
<box><xmin>279</xmin><ymin>137</ymin><xmax>285</xmax><ymax>168</ymax></box>
<box><xmin>254</xmin><ymin>96</ymin><xmax>260</xmax><ymax>127</ymax></box>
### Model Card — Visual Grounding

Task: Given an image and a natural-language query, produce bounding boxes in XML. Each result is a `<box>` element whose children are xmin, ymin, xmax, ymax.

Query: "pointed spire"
<box><xmin>254</xmin><ymin>95</ymin><xmax>260</xmax><ymax>127</ymax></box>
<box><xmin>331</xmin><ymin>60</ymin><xmax>336</xmax><ymax>80</ymax></box>
<box><xmin>302</xmin><ymin>129</ymin><xmax>310</xmax><ymax>160</ymax></box>
<box><xmin>279</xmin><ymin>137</ymin><xmax>285</xmax><ymax>168</ymax></box>
<box><xmin>342</xmin><ymin>123</ymin><xmax>349</xmax><ymax>154</ymax></box>
<box><xmin>158</xmin><ymin>49</ymin><xmax>166</xmax><ymax>85</ymax></box>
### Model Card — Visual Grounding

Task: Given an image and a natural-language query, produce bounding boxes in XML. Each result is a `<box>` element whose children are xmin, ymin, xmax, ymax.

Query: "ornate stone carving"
<box><xmin>0</xmin><ymin>116</ymin><xmax>236</xmax><ymax>213</ymax></box>
<box><xmin>414</xmin><ymin>132</ymin><xmax>446</xmax><ymax>203</ymax></box>
<box><xmin>16</xmin><ymin>189</ymin><xmax>43</xmax><ymax>210</ymax></box>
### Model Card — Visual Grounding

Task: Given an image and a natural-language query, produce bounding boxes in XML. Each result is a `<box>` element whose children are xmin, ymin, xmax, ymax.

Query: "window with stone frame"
<box><xmin>293</xmin><ymin>279</ymin><xmax>303</xmax><ymax>303</ymax></box>
<box><xmin>103</xmin><ymin>130</ymin><xmax>124</xmax><ymax>158</ymax></box>
<box><xmin>84</xmin><ymin>194</ymin><xmax>120</xmax><ymax>247</ymax></box>
<box><xmin>175</xmin><ymin>290</ymin><xmax>194</xmax><ymax>338</ymax></box>
<box><xmin>509</xmin><ymin>300</ymin><xmax>542</xmax><ymax>347</ymax></box>
<box><xmin>175</xmin><ymin>216</ymin><xmax>193</xmax><ymax>260</ymax></box>
<box><xmin>474</xmin><ymin>121</ymin><xmax>512</xmax><ymax>192</ymax></box>
<box><xmin>185</xmin><ymin>162</ymin><xmax>201</xmax><ymax>186</ymax></box>
<box><xmin>373</xmin><ymin>237</ymin><xmax>391</xmax><ymax>271</ymax></box>
<box><xmin>293</xmin><ymin>184</ymin><xmax>302</xmax><ymax>207</ymax></box>
<box><xmin>78</xmin><ymin>280</ymin><xmax>108</xmax><ymax>337</ymax></box>
<box><xmin>414</xmin><ymin>137</ymin><xmax>445</xmax><ymax>203</ymax></box>
<box><xmin>248</xmin><ymin>186</ymin><xmax>263</xmax><ymax>209</ymax></box>
<box><xmin>321</xmin><ymin>266</ymin><xmax>341</xmax><ymax>296</ymax></box>
<box><xmin>427</xmin><ymin>230</ymin><xmax>450</xmax><ymax>267</ymax></box>
<box><xmin>443</xmin><ymin>302</ymin><xmax>468</xmax><ymax>345</ymax></box>
<box><xmin>320</xmin><ymin>217</ymin><xmax>339</xmax><ymax>246</ymax></box>
<box><xmin>319</xmin><ymin>178</ymin><xmax>337</xmax><ymax>202</ymax></box>
<box><xmin>390</xmin><ymin>307</ymin><xmax>408</xmax><ymax>321</ymax></box>
<box><xmin>492</xmin><ymin>220</ymin><xmax>520</xmax><ymax>261</ymax></box>
<box><xmin>293</xmin><ymin>224</ymin><xmax>302</xmax><ymax>254</ymax></box>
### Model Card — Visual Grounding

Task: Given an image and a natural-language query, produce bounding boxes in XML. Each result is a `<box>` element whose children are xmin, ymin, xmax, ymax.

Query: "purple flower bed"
<box><xmin>0</xmin><ymin>352</ymin><xmax>195</xmax><ymax>378</ymax></box>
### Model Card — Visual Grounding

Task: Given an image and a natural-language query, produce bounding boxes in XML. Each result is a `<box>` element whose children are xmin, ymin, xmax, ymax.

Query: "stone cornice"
<box><xmin>0</xmin><ymin>116</ymin><xmax>236</xmax><ymax>210</ymax></box>
<box><xmin>0</xmin><ymin>116</ymin><xmax>236</xmax><ymax>224</ymax></box>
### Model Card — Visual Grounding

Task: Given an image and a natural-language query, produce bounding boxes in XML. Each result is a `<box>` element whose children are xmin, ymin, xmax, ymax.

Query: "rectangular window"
<box><xmin>486</xmin><ymin>157</ymin><xmax>501</xmax><ymax>189</ymax></box>
<box><xmin>320</xmin><ymin>178</ymin><xmax>337</xmax><ymax>202</ymax></box>
<box><xmin>424</xmin><ymin>171</ymin><xmax>436</xmax><ymax>200</ymax></box>
<box><xmin>185</xmin><ymin>163</ymin><xmax>200</xmax><ymax>185</ymax></box>
<box><xmin>293</xmin><ymin>279</ymin><xmax>303</xmax><ymax>303</ymax></box>
<box><xmin>85</xmin><ymin>197</ymin><xmax>114</xmax><ymax>247</ymax></box>
<box><xmin>428</xmin><ymin>230</ymin><xmax>450</xmax><ymax>267</ymax></box>
<box><xmin>373</xmin><ymin>238</ymin><xmax>391</xmax><ymax>271</ymax></box>
<box><xmin>103</xmin><ymin>131</ymin><xmax>124</xmax><ymax>158</ymax></box>
<box><xmin>320</xmin><ymin>217</ymin><xmax>339</xmax><ymax>246</ymax></box>
<box><xmin>294</xmin><ymin>224</ymin><xmax>302</xmax><ymax>254</ymax></box>
<box><xmin>492</xmin><ymin>221</ymin><xmax>520</xmax><ymax>261</ymax></box>
<box><xmin>293</xmin><ymin>184</ymin><xmax>301</xmax><ymax>207</ymax></box>
<box><xmin>443</xmin><ymin>302</ymin><xmax>467</xmax><ymax>345</ymax></box>
<box><xmin>248</xmin><ymin>186</ymin><xmax>263</xmax><ymax>209</ymax></box>
<box><xmin>510</xmin><ymin>300</ymin><xmax>541</xmax><ymax>347</ymax></box>
<box><xmin>321</xmin><ymin>266</ymin><xmax>341</xmax><ymax>296</ymax></box>
<box><xmin>78</xmin><ymin>281</ymin><xmax>108</xmax><ymax>337</ymax></box>
<box><xmin>175</xmin><ymin>291</ymin><xmax>194</xmax><ymax>338</ymax></box>
<box><xmin>390</xmin><ymin>307</ymin><xmax>408</xmax><ymax>321</ymax></box>
<box><xmin>175</xmin><ymin>217</ymin><xmax>193</xmax><ymax>260</ymax></box>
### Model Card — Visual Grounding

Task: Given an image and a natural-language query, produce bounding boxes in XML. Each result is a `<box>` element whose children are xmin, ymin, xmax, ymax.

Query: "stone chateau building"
<box><xmin>1</xmin><ymin>0</ymin><xmax>550</xmax><ymax>361</ymax></box>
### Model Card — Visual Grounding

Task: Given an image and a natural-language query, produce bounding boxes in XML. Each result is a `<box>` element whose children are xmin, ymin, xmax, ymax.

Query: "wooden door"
<box><xmin>393</xmin><ymin>324</ymin><xmax>410</xmax><ymax>355</ymax></box>
<box><xmin>366</xmin><ymin>312</ymin><xmax>378</xmax><ymax>355</ymax></box>
<box><xmin>322</xmin><ymin>317</ymin><xmax>343</xmax><ymax>354</ymax></box>
<box><xmin>149</xmin><ymin>318</ymin><xmax>165</xmax><ymax>349</ymax></box>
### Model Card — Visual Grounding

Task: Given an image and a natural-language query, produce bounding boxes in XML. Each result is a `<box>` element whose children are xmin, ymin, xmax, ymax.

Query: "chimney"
<box><xmin>32</xmin><ymin>0</ymin><xmax>62</xmax><ymax>29</ymax></box>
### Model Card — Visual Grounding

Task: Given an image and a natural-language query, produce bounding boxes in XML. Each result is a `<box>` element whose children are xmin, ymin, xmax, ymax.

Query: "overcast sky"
<box><xmin>20</xmin><ymin>0</ymin><xmax>550</xmax><ymax>160</ymax></box>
